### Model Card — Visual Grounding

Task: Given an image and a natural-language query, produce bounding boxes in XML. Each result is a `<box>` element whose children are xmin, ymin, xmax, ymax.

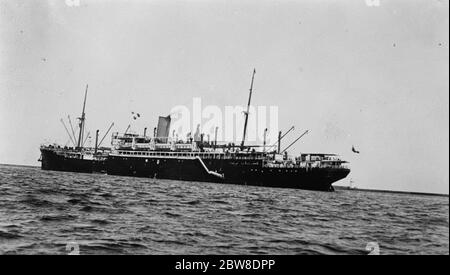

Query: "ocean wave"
<box><xmin>0</xmin><ymin>164</ymin><xmax>448</xmax><ymax>255</ymax></box>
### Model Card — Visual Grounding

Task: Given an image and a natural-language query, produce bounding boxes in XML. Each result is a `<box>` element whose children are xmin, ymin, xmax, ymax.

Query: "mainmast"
<box><xmin>77</xmin><ymin>84</ymin><xmax>88</xmax><ymax>150</ymax></box>
<box><xmin>240</xmin><ymin>68</ymin><xmax>256</xmax><ymax>149</ymax></box>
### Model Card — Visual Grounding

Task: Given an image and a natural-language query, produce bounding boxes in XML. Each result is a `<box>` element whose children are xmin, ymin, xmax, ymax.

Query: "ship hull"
<box><xmin>106</xmin><ymin>155</ymin><xmax>350</xmax><ymax>191</ymax></box>
<box><xmin>40</xmin><ymin>149</ymin><xmax>350</xmax><ymax>191</ymax></box>
<box><xmin>40</xmin><ymin>148</ymin><xmax>106</xmax><ymax>174</ymax></box>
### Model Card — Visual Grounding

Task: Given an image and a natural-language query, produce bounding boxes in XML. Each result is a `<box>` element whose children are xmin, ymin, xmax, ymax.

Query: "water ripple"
<box><xmin>0</xmin><ymin>164</ymin><xmax>448</xmax><ymax>255</ymax></box>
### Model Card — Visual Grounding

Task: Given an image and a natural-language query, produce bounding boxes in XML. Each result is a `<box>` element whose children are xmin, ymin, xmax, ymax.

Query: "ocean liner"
<box><xmin>40</xmin><ymin>71</ymin><xmax>350</xmax><ymax>191</ymax></box>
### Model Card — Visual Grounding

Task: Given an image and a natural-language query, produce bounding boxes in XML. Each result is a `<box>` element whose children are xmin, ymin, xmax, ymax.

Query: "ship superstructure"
<box><xmin>106</xmin><ymin>124</ymin><xmax>349</xmax><ymax>191</ymax></box>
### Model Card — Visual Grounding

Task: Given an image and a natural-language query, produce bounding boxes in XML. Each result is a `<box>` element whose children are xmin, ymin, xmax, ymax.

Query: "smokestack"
<box><xmin>144</xmin><ymin>127</ymin><xmax>147</xmax><ymax>137</ymax></box>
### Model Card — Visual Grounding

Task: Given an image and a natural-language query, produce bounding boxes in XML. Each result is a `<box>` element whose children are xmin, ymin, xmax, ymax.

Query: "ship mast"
<box><xmin>240</xmin><ymin>68</ymin><xmax>256</xmax><ymax>150</ymax></box>
<box><xmin>77</xmin><ymin>84</ymin><xmax>88</xmax><ymax>150</ymax></box>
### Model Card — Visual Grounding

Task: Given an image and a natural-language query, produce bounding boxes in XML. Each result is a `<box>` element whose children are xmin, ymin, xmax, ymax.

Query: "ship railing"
<box><xmin>112</xmin><ymin>150</ymin><xmax>267</xmax><ymax>160</ymax></box>
<box><xmin>41</xmin><ymin>145</ymin><xmax>111</xmax><ymax>156</ymax></box>
<box><xmin>262</xmin><ymin>160</ymin><xmax>348</xmax><ymax>169</ymax></box>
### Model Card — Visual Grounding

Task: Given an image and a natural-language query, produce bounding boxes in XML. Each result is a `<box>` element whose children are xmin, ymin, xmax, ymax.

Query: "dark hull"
<box><xmin>40</xmin><ymin>148</ymin><xmax>106</xmax><ymax>174</ymax></box>
<box><xmin>40</xmin><ymin>149</ymin><xmax>350</xmax><ymax>191</ymax></box>
<box><xmin>106</xmin><ymin>155</ymin><xmax>350</xmax><ymax>191</ymax></box>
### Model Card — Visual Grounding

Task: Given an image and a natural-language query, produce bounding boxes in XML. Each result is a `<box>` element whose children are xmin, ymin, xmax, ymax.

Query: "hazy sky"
<box><xmin>0</xmin><ymin>0</ymin><xmax>448</xmax><ymax>194</ymax></box>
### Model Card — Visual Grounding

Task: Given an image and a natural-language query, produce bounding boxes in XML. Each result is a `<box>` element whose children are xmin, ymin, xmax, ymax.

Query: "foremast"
<box><xmin>240</xmin><ymin>68</ymin><xmax>256</xmax><ymax>150</ymax></box>
<box><xmin>77</xmin><ymin>84</ymin><xmax>88</xmax><ymax>150</ymax></box>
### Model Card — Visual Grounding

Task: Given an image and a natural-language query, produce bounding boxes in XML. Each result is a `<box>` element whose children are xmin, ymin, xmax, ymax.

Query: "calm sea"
<box><xmin>0</xmin><ymin>164</ymin><xmax>448</xmax><ymax>255</ymax></box>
